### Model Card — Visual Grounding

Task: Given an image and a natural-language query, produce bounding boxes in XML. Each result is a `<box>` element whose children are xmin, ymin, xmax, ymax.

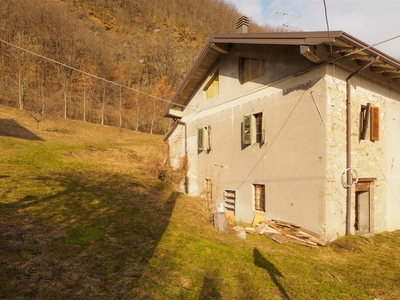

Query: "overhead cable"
<box><xmin>322</xmin><ymin>0</ymin><xmax>333</xmax><ymax>55</ymax></box>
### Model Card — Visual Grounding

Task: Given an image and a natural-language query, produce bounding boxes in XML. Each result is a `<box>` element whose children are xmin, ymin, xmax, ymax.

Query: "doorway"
<box><xmin>354</xmin><ymin>179</ymin><xmax>374</xmax><ymax>234</ymax></box>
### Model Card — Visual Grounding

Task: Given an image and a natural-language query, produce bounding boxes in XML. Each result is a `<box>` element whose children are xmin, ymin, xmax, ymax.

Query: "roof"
<box><xmin>164</xmin><ymin>31</ymin><xmax>400</xmax><ymax>118</ymax></box>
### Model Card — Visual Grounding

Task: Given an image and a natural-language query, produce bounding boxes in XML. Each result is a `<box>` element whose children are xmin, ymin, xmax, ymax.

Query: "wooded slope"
<box><xmin>0</xmin><ymin>0</ymin><xmax>279</xmax><ymax>133</ymax></box>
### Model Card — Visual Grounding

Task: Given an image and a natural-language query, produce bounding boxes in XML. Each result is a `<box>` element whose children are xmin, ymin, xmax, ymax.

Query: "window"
<box><xmin>253</xmin><ymin>184</ymin><xmax>265</xmax><ymax>212</ymax></box>
<box><xmin>204</xmin><ymin>72</ymin><xmax>219</xmax><ymax>99</ymax></box>
<box><xmin>359</xmin><ymin>104</ymin><xmax>379</xmax><ymax>141</ymax></box>
<box><xmin>359</xmin><ymin>103</ymin><xmax>371</xmax><ymax>140</ymax></box>
<box><xmin>242</xmin><ymin>112</ymin><xmax>265</xmax><ymax>146</ymax></box>
<box><xmin>239</xmin><ymin>57</ymin><xmax>265</xmax><ymax>84</ymax></box>
<box><xmin>370</xmin><ymin>106</ymin><xmax>380</xmax><ymax>141</ymax></box>
<box><xmin>198</xmin><ymin>125</ymin><xmax>212</xmax><ymax>152</ymax></box>
<box><xmin>224</xmin><ymin>190</ymin><xmax>236</xmax><ymax>216</ymax></box>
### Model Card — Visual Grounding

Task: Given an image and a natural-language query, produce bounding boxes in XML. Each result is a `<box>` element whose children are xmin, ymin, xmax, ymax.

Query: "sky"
<box><xmin>225</xmin><ymin>0</ymin><xmax>400</xmax><ymax>60</ymax></box>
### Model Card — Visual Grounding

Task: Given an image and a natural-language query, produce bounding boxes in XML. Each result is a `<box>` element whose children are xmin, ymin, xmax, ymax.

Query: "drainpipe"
<box><xmin>345</xmin><ymin>56</ymin><xmax>379</xmax><ymax>235</ymax></box>
<box><xmin>177</xmin><ymin>119</ymin><xmax>188</xmax><ymax>194</ymax></box>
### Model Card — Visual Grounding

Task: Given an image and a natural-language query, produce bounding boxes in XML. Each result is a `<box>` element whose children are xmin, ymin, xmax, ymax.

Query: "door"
<box><xmin>355</xmin><ymin>190</ymin><xmax>370</xmax><ymax>233</ymax></box>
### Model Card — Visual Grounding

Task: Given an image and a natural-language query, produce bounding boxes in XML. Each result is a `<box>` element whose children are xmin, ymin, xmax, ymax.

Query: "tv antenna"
<box><xmin>271</xmin><ymin>10</ymin><xmax>301</xmax><ymax>30</ymax></box>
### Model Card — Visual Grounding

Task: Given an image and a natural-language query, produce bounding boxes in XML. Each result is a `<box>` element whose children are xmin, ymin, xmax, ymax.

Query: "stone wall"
<box><xmin>324</xmin><ymin>65</ymin><xmax>400</xmax><ymax>240</ymax></box>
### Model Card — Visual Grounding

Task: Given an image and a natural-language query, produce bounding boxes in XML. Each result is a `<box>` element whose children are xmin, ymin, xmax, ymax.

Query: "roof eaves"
<box><xmin>162</xmin><ymin>40</ymin><xmax>215</xmax><ymax>118</ymax></box>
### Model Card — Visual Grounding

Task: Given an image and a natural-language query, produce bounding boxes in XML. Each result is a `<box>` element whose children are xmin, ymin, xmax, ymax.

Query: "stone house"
<box><xmin>162</xmin><ymin>25</ymin><xmax>400</xmax><ymax>241</ymax></box>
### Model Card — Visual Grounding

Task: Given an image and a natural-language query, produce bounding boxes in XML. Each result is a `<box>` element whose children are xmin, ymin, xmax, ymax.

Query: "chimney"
<box><xmin>236</xmin><ymin>16</ymin><xmax>249</xmax><ymax>33</ymax></box>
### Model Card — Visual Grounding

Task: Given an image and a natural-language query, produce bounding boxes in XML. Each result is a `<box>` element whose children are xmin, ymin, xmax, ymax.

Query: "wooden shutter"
<box><xmin>243</xmin><ymin>114</ymin><xmax>252</xmax><ymax>145</ymax></box>
<box><xmin>198</xmin><ymin>127</ymin><xmax>204</xmax><ymax>151</ymax></box>
<box><xmin>254</xmin><ymin>112</ymin><xmax>265</xmax><ymax>144</ymax></box>
<box><xmin>260</xmin><ymin>111</ymin><xmax>265</xmax><ymax>144</ymax></box>
<box><xmin>205</xmin><ymin>74</ymin><xmax>219</xmax><ymax>99</ymax></box>
<box><xmin>207</xmin><ymin>125</ymin><xmax>212</xmax><ymax>151</ymax></box>
<box><xmin>370</xmin><ymin>106</ymin><xmax>380</xmax><ymax>141</ymax></box>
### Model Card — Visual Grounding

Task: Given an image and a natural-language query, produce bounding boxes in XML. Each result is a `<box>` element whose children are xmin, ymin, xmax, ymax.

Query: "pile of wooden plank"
<box><xmin>244</xmin><ymin>219</ymin><xmax>327</xmax><ymax>247</ymax></box>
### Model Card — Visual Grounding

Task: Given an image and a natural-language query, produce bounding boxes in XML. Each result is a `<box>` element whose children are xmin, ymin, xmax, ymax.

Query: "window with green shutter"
<box><xmin>242</xmin><ymin>112</ymin><xmax>265</xmax><ymax>146</ymax></box>
<box><xmin>198</xmin><ymin>127</ymin><xmax>204</xmax><ymax>151</ymax></box>
<box><xmin>243</xmin><ymin>114</ymin><xmax>252</xmax><ymax>145</ymax></box>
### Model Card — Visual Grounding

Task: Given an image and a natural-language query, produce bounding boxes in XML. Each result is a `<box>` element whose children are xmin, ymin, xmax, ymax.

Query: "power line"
<box><xmin>0</xmin><ymin>38</ymin><xmax>186</xmax><ymax>108</ymax></box>
<box><xmin>322</xmin><ymin>0</ymin><xmax>333</xmax><ymax>56</ymax></box>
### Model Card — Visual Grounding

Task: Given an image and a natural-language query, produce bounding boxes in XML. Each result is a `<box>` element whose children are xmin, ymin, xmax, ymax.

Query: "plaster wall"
<box><xmin>182</xmin><ymin>64</ymin><xmax>328</xmax><ymax>234</ymax></box>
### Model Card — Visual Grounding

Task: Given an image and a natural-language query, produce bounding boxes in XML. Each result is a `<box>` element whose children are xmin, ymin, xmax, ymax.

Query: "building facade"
<box><xmin>163</xmin><ymin>30</ymin><xmax>400</xmax><ymax>241</ymax></box>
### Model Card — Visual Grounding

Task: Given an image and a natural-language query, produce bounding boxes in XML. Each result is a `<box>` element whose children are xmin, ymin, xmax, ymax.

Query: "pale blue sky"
<box><xmin>225</xmin><ymin>0</ymin><xmax>400</xmax><ymax>59</ymax></box>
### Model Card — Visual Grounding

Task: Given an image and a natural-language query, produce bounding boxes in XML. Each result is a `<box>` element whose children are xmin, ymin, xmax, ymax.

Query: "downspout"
<box><xmin>345</xmin><ymin>56</ymin><xmax>379</xmax><ymax>235</ymax></box>
<box><xmin>177</xmin><ymin>119</ymin><xmax>188</xmax><ymax>194</ymax></box>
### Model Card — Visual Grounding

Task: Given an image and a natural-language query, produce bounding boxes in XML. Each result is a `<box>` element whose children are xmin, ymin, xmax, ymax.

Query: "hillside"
<box><xmin>0</xmin><ymin>0</ymin><xmax>278</xmax><ymax>134</ymax></box>
<box><xmin>1</xmin><ymin>104</ymin><xmax>400</xmax><ymax>299</ymax></box>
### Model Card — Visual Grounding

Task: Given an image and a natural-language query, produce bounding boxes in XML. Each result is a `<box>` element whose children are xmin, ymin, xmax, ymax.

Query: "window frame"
<box><xmin>359</xmin><ymin>103</ymin><xmax>371</xmax><ymax>140</ymax></box>
<box><xmin>198</xmin><ymin>125</ymin><xmax>212</xmax><ymax>152</ymax></box>
<box><xmin>253</xmin><ymin>184</ymin><xmax>265</xmax><ymax>212</ymax></box>
<box><xmin>242</xmin><ymin>112</ymin><xmax>265</xmax><ymax>146</ymax></box>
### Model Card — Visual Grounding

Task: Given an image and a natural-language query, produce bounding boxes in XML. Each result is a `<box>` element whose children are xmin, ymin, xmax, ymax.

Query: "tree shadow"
<box><xmin>0</xmin><ymin>169</ymin><xmax>178</xmax><ymax>298</ymax></box>
<box><xmin>0</xmin><ymin>119</ymin><xmax>44</xmax><ymax>140</ymax></box>
<box><xmin>253</xmin><ymin>247</ymin><xmax>291</xmax><ymax>300</ymax></box>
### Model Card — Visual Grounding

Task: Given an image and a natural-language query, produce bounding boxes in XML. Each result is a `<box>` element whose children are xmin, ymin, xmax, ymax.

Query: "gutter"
<box><xmin>345</xmin><ymin>56</ymin><xmax>379</xmax><ymax>235</ymax></box>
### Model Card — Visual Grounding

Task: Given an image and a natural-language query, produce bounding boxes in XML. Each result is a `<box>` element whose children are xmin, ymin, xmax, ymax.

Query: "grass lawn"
<box><xmin>1</xmin><ymin>105</ymin><xmax>400</xmax><ymax>299</ymax></box>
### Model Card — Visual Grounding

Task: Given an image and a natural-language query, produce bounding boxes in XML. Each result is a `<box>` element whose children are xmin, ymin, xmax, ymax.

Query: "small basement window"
<box><xmin>253</xmin><ymin>184</ymin><xmax>265</xmax><ymax>212</ymax></box>
<box><xmin>242</xmin><ymin>112</ymin><xmax>265</xmax><ymax>146</ymax></box>
<box><xmin>239</xmin><ymin>57</ymin><xmax>265</xmax><ymax>84</ymax></box>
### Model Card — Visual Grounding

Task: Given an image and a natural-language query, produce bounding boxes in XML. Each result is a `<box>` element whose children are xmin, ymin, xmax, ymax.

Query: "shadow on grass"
<box><xmin>0</xmin><ymin>169</ymin><xmax>178</xmax><ymax>298</ymax></box>
<box><xmin>254</xmin><ymin>247</ymin><xmax>291</xmax><ymax>300</ymax></box>
<box><xmin>0</xmin><ymin>119</ymin><xmax>44</xmax><ymax>140</ymax></box>
<box><xmin>198</xmin><ymin>273</ymin><xmax>222</xmax><ymax>300</ymax></box>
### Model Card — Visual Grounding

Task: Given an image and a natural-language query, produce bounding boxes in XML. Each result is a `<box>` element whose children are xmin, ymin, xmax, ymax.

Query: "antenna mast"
<box><xmin>271</xmin><ymin>10</ymin><xmax>301</xmax><ymax>30</ymax></box>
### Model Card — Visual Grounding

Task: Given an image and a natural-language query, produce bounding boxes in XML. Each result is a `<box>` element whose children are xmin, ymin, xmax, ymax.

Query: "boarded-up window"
<box><xmin>205</xmin><ymin>72</ymin><xmax>219</xmax><ymax>99</ymax></box>
<box><xmin>254</xmin><ymin>184</ymin><xmax>265</xmax><ymax>212</ymax></box>
<box><xmin>370</xmin><ymin>106</ymin><xmax>380</xmax><ymax>141</ymax></box>
<box><xmin>242</xmin><ymin>114</ymin><xmax>252</xmax><ymax>145</ymax></box>
<box><xmin>239</xmin><ymin>57</ymin><xmax>265</xmax><ymax>84</ymax></box>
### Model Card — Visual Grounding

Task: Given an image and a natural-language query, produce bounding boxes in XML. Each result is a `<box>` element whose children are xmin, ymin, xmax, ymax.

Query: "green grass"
<box><xmin>1</xmin><ymin>105</ymin><xmax>400</xmax><ymax>299</ymax></box>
